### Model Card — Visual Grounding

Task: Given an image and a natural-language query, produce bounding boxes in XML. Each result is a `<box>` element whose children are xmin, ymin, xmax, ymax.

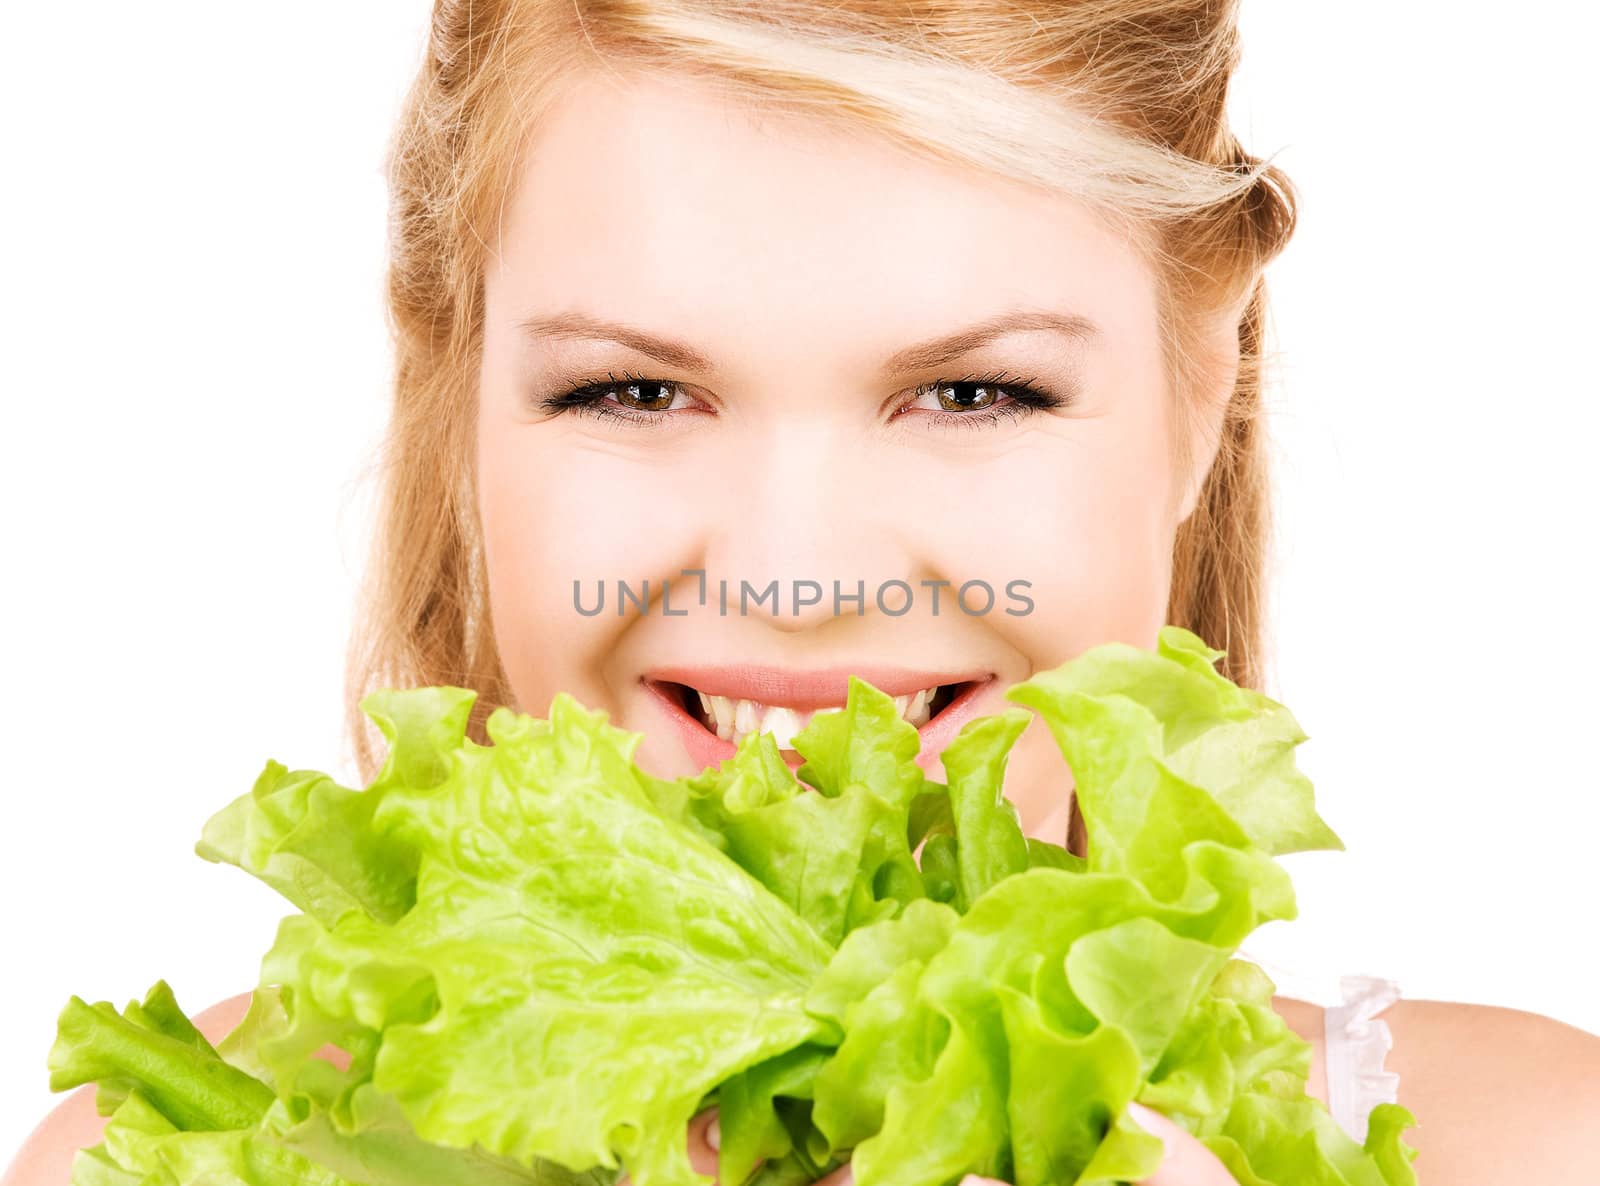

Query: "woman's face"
<box><xmin>476</xmin><ymin>69</ymin><xmax>1228</xmax><ymax>845</ymax></box>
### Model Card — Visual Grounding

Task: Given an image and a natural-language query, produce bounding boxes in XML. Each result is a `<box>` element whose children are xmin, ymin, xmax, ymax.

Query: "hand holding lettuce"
<box><xmin>47</xmin><ymin>626</ymin><xmax>1419</xmax><ymax>1186</ymax></box>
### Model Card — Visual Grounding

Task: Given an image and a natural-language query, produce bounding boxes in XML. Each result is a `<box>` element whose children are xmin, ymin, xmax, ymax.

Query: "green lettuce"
<box><xmin>47</xmin><ymin>626</ymin><xmax>1417</xmax><ymax>1186</ymax></box>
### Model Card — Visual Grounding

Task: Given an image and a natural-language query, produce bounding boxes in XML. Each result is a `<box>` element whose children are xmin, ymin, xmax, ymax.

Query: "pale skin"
<box><xmin>9</xmin><ymin>66</ymin><xmax>1599</xmax><ymax>1186</ymax></box>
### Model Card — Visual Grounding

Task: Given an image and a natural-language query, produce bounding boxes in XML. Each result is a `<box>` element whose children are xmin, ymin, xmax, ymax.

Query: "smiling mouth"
<box><xmin>653</xmin><ymin>679</ymin><xmax>978</xmax><ymax>751</ymax></box>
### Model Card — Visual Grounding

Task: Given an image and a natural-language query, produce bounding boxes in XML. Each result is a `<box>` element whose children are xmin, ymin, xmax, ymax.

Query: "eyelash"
<box><xmin>534</xmin><ymin>370</ymin><xmax>1069</xmax><ymax>430</ymax></box>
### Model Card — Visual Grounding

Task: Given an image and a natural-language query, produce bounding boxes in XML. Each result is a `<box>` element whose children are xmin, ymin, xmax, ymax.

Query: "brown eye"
<box><xmin>535</xmin><ymin>371</ymin><xmax>704</xmax><ymax>425</ymax></box>
<box><xmin>892</xmin><ymin>372</ymin><xmax>1067</xmax><ymax>431</ymax></box>
<box><xmin>933</xmin><ymin>382</ymin><xmax>1002</xmax><ymax>412</ymax></box>
<box><xmin>613</xmin><ymin>379</ymin><xmax>677</xmax><ymax>411</ymax></box>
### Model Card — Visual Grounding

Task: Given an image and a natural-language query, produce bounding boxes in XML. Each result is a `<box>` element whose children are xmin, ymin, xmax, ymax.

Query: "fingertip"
<box><xmin>814</xmin><ymin>1161</ymin><xmax>855</xmax><ymax>1186</ymax></box>
<box><xmin>1124</xmin><ymin>1101</ymin><xmax>1180</xmax><ymax>1157</ymax></box>
<box><xmin>1126</xmin><ymin>1101</ymin><xmax>1169</xmax><ymax>1132</ymax></box>
<box><xmin>1123</xmin><ymin>1101</ymin><xmax>1237</xmax><ymax>1183</ymax></box>
<box><xmin>687</xmin><ymin>1107</ymin><xmax>720</xmax><ymax>1177</ymax></box>
<box><xmin>1126</xmin><ymin>1101</ymin><xmax>1157</xmax><ymax>1127</ymax></box>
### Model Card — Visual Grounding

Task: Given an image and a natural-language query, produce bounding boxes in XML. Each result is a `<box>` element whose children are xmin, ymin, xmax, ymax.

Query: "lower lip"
<box><xmin>640</xmin><ymin>676</ymin><xmax>1000</xmax><ymax>780</ymax></box>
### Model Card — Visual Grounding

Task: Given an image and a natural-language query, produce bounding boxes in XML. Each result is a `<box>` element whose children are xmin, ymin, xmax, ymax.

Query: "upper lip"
<box><xmin>641</xmin><ymin>664</ymin><xmax>993</xmax><ymax>710</ymax></box>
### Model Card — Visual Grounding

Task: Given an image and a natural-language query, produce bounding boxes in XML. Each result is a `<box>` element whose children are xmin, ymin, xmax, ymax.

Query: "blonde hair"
<box><xmin>345</xmin><ymin>0</ymin><xmax>1297</xmax><ymax>806</ymax></box>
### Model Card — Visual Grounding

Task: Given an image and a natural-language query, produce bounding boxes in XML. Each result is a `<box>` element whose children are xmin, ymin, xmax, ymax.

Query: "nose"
<box><xmin>702</xmin><ymin>417</ymin><xmax>917</xmax><ymax>633</ymax></box>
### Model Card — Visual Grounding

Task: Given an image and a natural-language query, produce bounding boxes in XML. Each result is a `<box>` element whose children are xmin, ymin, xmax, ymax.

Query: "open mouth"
<box><xmin>649</xmin><ymin>678</ymin><xmax>986</xmax><ymax>753</ymax></box>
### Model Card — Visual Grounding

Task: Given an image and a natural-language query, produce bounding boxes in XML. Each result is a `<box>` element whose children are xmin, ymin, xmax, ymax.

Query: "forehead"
<box><xmin>487</xmin><ymin>67</ymin><xmax>1158</xmax><ymax>369</ymax></box>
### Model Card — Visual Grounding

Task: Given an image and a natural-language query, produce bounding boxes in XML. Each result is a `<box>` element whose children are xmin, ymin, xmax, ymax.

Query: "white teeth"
<box><xmin>761</xmin><ymin>706</ymin><xmax>804</xmax><ymax>750</ymax></box>
<box><xmin>709</xmin><ymin>694</ymin><xmax>736</xmax><ymax>740</ymax></box>
<box><xmin>690</xmin><ymin>682</ymin><xmax>950</xmax><ymax>747</ymax></box>
<box><xmin>734</xmin><ymin>698</ymin><xmax>760</xmax><ymax>735</ymax></box>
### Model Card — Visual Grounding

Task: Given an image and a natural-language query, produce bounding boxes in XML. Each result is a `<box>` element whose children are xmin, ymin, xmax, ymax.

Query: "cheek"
<box><xmin>930</xmin><ymin>389</ymin><xmax>1178</xmax><ymax>842</ymax></box>
<box><xmin>476</xmin><ymin>430</ymin><xmax>571</xmax><ymax>716</ymax></box>
<box><xmin>476</xmin><ymin>423</ymin><xmax>712</xmax><ymax>717</ymax></box>
<box><xmin>943</xmin><ymin>411</ymin><xmax>1179</xmax><ymax>671</ymax></box>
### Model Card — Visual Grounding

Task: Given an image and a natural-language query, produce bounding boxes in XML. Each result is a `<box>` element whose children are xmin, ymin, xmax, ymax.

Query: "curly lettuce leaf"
<box><xmin>796</xmin><ymin>627</ymin><xmax>1406</xmax><ymax>1186</ymax></box>
<box><xmin>48</xmin><ymin>981</ymin><xmax>352</xmax><ymax>1186</ymax></box>
<box><xmin>48</xmin><ymin>624</ymin><xmax>1417</xmax><ymax>1186</ymax></box>
<box><xmin>49</xmin><ymin>984</ymin><xmax>274</xmax><ymax>1132</ymax></box>
<box><xmin>244</xmin><ymin>691</ymin><xmax>835</xmax><ymax>1186</ymax></box>
<box><xmin>67</xmin><ymin>1089</ymin><xmax>340</xmax><ymax>1186</ymax></box>
<box><xmin>938</xmin><ymin>709</ymin><xmax>1032</xmax><ymax>910</ymax></box>
<box><xmin>673</xmin><ymin>678</ymin><xmax>932</xmax><ymax>947</ymax></box>
<box><xmin>192</xmin><ymin>686</ymin><xmax>479</xmax><ymax>928</ymax></box>
<box><xmin>713</xmin><ymin>1044</ymin><xmax>833</xmax><ymax>1186</ymax></box>
<box><xmin>1006</xmin><ymin>627</ymin><xmax>1341</xmax><ymax>858</ymax></box>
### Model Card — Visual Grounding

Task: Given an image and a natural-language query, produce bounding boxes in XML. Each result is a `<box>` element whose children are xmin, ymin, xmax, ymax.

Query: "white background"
<box><xmin>3</xmin><ymin>2</ymin><xmax>1597</xmax><ymax>1168</ymax></box>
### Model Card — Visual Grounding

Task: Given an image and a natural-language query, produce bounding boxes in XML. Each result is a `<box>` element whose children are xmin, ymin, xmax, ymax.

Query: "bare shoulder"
<box><xmin>1</xmin><ymin>991</ymin><xmax>256</xmax><ymax>1186</ymax></box>
<box><xmin>1385</xmin><ymin>997</ymin><xmax>1600</xmax><ymax>1183</ymax></box>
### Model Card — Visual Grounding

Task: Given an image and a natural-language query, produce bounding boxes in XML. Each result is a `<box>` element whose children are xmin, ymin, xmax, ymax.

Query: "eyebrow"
<box><xmin>517</xmin><ymin>309</ymin><xmax>1099</xmax><ymax>376</ymax></box>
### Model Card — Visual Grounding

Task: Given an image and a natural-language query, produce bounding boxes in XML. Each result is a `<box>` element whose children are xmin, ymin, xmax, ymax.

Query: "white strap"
<box><xmin>1323</xmin><ymin>974</ymin><xmax>1402</xmax><ymax>1144</ymax></box>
